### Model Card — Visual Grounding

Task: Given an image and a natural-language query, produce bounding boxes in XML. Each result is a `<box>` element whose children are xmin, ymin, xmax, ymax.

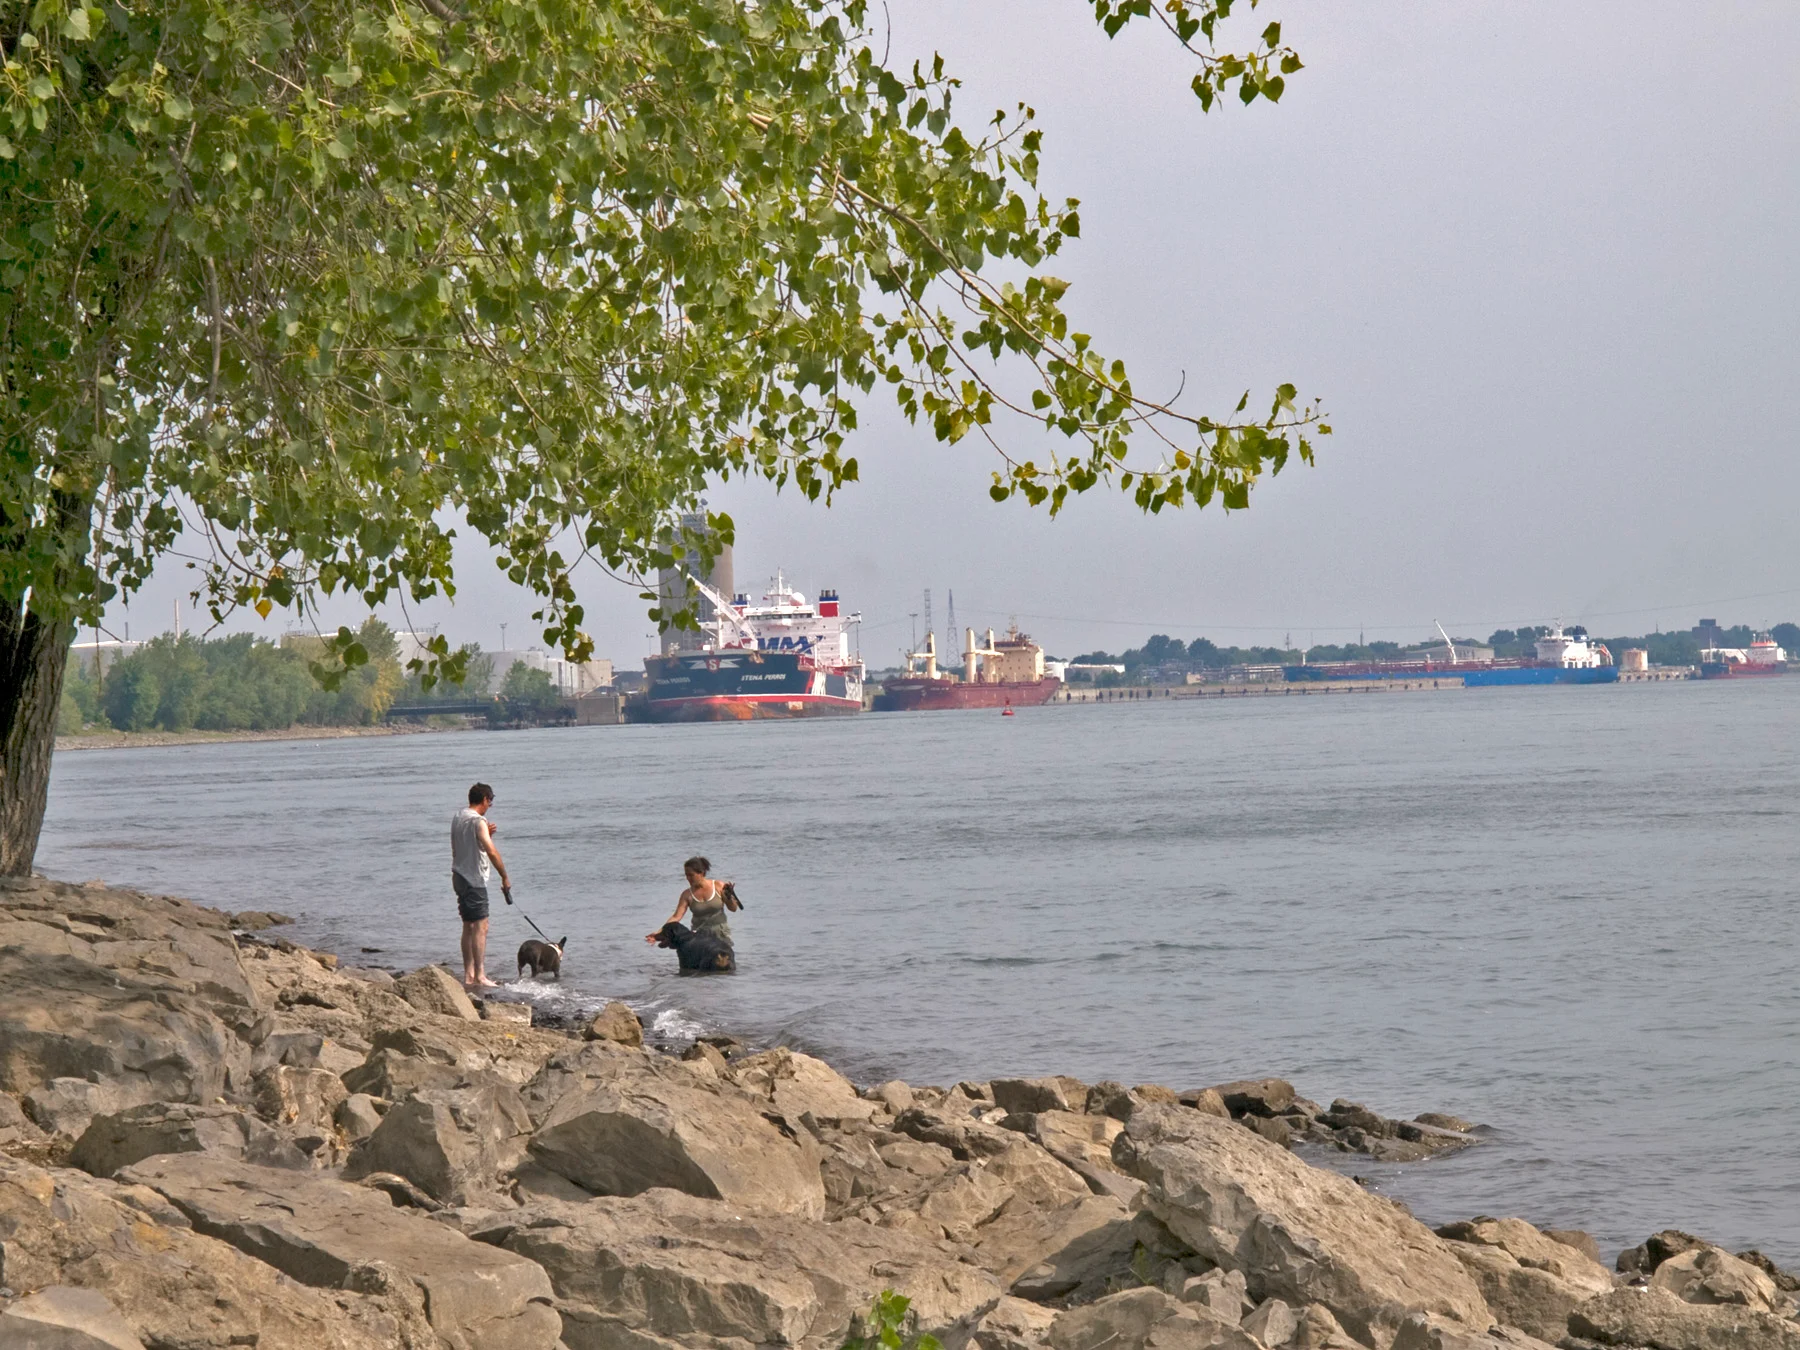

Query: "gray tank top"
<box><xmin>688</xmin><ymin>883</ymin><xmax>731</xmax><ymax>939</ymax></box>
<box><xmin>451</xmin><ymin>808</ymin><xmax>491</xmax><ymax>886</ymax></box>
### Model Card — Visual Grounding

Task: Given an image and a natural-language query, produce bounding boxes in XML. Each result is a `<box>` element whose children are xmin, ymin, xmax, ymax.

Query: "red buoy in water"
<box><xmin>1001</xmin><ymin>707</ymin><xmax>1015</xmax><ymax>716</ymax></box>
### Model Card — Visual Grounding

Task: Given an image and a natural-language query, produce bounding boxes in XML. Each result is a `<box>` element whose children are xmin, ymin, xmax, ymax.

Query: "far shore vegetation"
<box><xmin>1063</xmin><ymin>621</ymin><xmax>1800</xmax><ymax>685</ymax></box>
<box><xmin>60</xmin><ymin>621</ymin><xmax>581</xmax><ymax>735</ymax></box>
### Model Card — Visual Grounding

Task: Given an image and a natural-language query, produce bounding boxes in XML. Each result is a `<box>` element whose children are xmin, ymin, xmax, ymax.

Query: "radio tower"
<box><xmin>946</xmin><ymin>590</ymin><xmax>957</xmax><ymax>658</ymax></box>
<box><xmin>923</xmin><ymin>589</ymin><xmax>933</xmax><ymax>657</ymax></box>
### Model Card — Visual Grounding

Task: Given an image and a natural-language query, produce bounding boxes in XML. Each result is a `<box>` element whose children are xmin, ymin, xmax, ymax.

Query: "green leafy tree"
<box><xmin>497</xmin><ymin>659</ymin><xmax>560</xmax><ymax>715</ymax></box>
<box><xmin>0</xmin><ymin>0</ymin><xmax>1322</xmax><ymax>869</ymax></box>
<box><xmin>59</xmin><ymin>652</ymin><xmax>103</xmax><ymax>729</ymax></box>
<box><xmin>84</xmin><ymin>617</ymin><xmax>398</xmax><ymax>731</ymax></box>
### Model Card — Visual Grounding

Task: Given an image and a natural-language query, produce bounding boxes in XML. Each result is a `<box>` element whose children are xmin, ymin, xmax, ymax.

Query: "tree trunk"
<box><xmin>0</xmin><ymin>597</ymin><xmax>73</xmax><ymax>876</ymax></box>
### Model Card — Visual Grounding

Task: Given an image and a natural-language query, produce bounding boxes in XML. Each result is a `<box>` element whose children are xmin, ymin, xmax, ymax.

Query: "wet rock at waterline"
<box><xmin>1114</xmin><ymin>1103</ymin><xmax>1492</xmax><ymax>1346</ymax></box>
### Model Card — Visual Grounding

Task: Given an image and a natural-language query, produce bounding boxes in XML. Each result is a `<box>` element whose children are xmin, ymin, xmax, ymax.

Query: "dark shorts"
<box><xmin>453</xmin><ymin>873</ymin><xmax>490</xmax><ymax>923</ymax></box>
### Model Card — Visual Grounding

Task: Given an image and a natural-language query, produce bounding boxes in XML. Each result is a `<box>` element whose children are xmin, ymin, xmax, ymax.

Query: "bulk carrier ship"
<box><xmin>636</xmin><ymin>573</ymin><xmax>863</xmax><ymax>721</ymax></box>
<box><xmin>1283</xmin><ymin>624</ymin><xmax>1622</xmax><ymax>687</ymax></box>
<box><xmin>876</xmin><ymin>624</ymin><xmax>1063</xmax><ymax>711</ymax></box>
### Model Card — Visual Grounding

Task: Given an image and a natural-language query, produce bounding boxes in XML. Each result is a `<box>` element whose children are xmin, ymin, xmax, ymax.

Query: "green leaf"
<box><xmin>163</xmin><ymin>94</ymin><xmax>194</xmax><ymax>121</ymax></box>
<box><xmin>61</xmin><ymin>5</ymin><xmax>89</xmax><ymax>40</ymax></box>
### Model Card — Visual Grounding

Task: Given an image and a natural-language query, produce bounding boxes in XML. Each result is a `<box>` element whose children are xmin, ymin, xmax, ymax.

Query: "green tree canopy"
<box><xmin>0</xmin><ymin>0</ymin><xmax>1321</xmax><ymax>868</ymax></box>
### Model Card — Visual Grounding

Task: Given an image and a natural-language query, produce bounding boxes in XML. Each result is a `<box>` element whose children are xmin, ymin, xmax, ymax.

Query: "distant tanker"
<box><xmin>877</xmin><ymin>625</ymin><xmax>1062</xmax><ymax>711</ymax></box>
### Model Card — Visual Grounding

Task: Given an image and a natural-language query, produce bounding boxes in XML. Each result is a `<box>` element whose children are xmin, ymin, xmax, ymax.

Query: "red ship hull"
<box><xmin>1699</xmin><ymin>661</ymin><xmax>1788</xmax><ymax>678</ymax></box>
<box><xmin>875</xmin><ymin>677</ymin><xmax>1062</xmax><ymax>711</ymax></box>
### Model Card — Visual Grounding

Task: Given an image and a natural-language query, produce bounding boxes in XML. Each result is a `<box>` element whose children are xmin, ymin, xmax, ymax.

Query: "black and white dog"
<box><xmin>654</xmin><ymin>921</ymin><xmax>735</xmax><ymax>974</ymax></box>
<box><xmin>517</xmin><ymin>937</ymin><xmax>567</xmax><ymax>980</ymax></box>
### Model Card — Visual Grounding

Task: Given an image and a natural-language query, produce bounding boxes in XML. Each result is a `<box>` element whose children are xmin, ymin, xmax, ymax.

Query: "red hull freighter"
<box><xmin>1699</xmin><ymin>632</ymin><xmax>1789</xmax><ymax>678</ymax></box>
<box><xmin>876</xmin><ymin>624</ymin><xmax>1063</xmax><ymax>712</ymax></box>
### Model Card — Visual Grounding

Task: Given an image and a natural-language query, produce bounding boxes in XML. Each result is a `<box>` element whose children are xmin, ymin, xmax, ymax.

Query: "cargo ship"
<box><xmin>1699</xmin><ymin>633</ymin><xmax>1788</xmax><ymax>678</ymax></box>
<box><xmin>876</xmin><ymin>624</ymin><xmax>1063</xmax><ymax>711</ymax></box>
<box><xmin>1284</xmin><ymin>624</ymin><xmax>1622</xmax><ymax>687</ymax></box>
<box><xmin>636</xmin><ymin>573</ymin><xmax>863</xmax><ymax>721</ymax></box>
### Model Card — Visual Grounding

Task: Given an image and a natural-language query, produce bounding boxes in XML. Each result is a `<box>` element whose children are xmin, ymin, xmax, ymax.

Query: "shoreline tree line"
<box><xmin>1067</xmin><ymin>622</ymin><xmax>1800</xmax><ymax>683</ymax></box>
<box><xmin>60</xmin><ymin>622</ymin><xmax>567</xmax><ymax>734</ymax></box>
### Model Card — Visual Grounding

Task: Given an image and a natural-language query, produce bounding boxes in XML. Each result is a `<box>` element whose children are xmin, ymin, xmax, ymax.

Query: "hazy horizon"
<box><xmin>99</xmin><ymin>2</ymin><xmax>1800</xmax><ymax>670</ymax></box>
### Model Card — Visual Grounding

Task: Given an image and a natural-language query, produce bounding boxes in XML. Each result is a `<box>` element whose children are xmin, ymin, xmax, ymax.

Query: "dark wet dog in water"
<box><xmin>517</xmin><ymin>937</ymin><xmax>567</xmax><ymax>980</ymax></box>
<box><xmin>654</xmin><ymin>921</ymin><xmax>735</xmax><ymax>974</ymax></box>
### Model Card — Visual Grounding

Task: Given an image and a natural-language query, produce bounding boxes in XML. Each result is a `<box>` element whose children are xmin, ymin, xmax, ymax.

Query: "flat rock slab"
<box><xmin>528</xmin><ymin>1063</ymin><xmax>827</xmax><ymax>1217</ymax></box>
<box><xmin>1569</xmin><ymin>1286</ymin><xmax>1800</xmax><ymax>1350</ymax></box>
<box><xmin>70</xmin><ymin>1102</ymin><xmax>308</xmax><ymax>1177</ymax></box>
<box><xmin>395</xmin><ymin>966</ymin><xmax>480</xmax><ymax>1022</ymax></box>
<box><xmin>119</xmin><ymin>1154</ymin><xmax>559</xmax><ymax>1350</ymax></box>
<box><xmin>1116</xmin><ymin>1104</ymin><xmax>1490</xmax><ymax>1347</ymax></box>
<box><xmin>490</xmin><ymin>1188</ymin><xmax>1001</xmax><ymax>1350</ymax></box>
<box><xmin>0</xmin><ymin>1155</ymin><xmax>398</xmax><ymax>1350</ymax></box>
<box><xmin>0</xmin><ymin>880</ymin><xmax>259</xmax><ymax>1125</ymax></box>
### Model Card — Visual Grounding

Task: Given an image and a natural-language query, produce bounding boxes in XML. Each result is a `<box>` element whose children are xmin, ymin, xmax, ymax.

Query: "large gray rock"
<box><xmin>1242</xmin><ymin>1298</ymin><xmax>1298</xmax><ymax>1347</ymax></box>
<box><xmin>21</xmin><ymin>1078</ymin><xmax>131</xmax><ymax>1140</ymax></box>
<box><xmin>491</xmin><ymin>1188</ymin><xmax>1002</xmax><ymax>1350</ymax></box>
<box><xmin>516</xmin><ymin>1040</ymin><xmax>644</xmax><ymax>1125</ymax></box>
<box><xmin>993</xmin><ymin>1077</ymin><xmax>1090</xmax><ymax>1116</ymax></box>
<box><xmin>1390</xmin><ymin>1316</ymin><xmax>1557</xmax><ymax>1350</ymax></box>
<box><xmin>0</xmin><ymin>1286</ymin><xmax>147</xmax><ymax>1350</ymax></box>
<box><xmin>585</xmin><ymin>1001</ymin><xmax>644</xmax><ymax>1047</ymax></box>
<box><xmin>974</xmin><ymin>1295</ymin><xmax>1059</xmax><ymax>1350</ymax></box>
<box><xmin>1569</xmin><ymin>1286</ymin><xmax>1800</xmax><ymax>1350</ymax></box>
<box><xmin>0</xmin><ymin>1154</ymin><xmax>406</xmax><ymax>1350</ymax></box>
<box><xmin>1046</xmin><ymin>1287</ymin><xmax>1260</xmax><ymax>1350</ymax></box>
<box><xmin>340</xmin><ymin>1047</ymin><xmax>468</xmax><ymax>1101</ymax></box>
<box><xmin>252</xmin><ymin>1064</ymin><xmax>348</xmax><ymax>1144</ymax></box>
<box><xmin>1435</xmin><ymin>1216</ymin><xmax>1613</xmax><ymax>1341</ymax></box>
<box><xmin>528</xmin><ymin>1060</ymin><xmax>827</xmax><ymax>1217</ymax></box>
<box><xmin>337</xmin><ymin>1092</ymin><xmax>385</xmax><ymax>1142</ymax></box>
<box><xmin>393</xmin><ymin>965</ymin><xmax>480</xmax><ymax>1021</ymax></box>
<box><xmin>1114</xmin><ymin>1104</ymin><xmax>1490</xmax><ymax>1347</ymax></box>
<box><xmin>340</xmin><ymin>1020</ymin><xmax>567</xmax><ymax>1108</ymax></box>
<box><xmin>0</xmin><ymin>881</ymin><xmax>259</xmax><ymax>1128</ymax></box>
<box><xmin>345</xmin><ymin>1081</ymin><xmax>532</xmax><ymax>1205</ymax></box>
<box><xmin>726</xmin><ymin>1046</ymin><xmax>880</xmax><ymax>1125</ymax></box>
<box><xmin>1208</xmin><ymin>1080</ymin><xmax>1297</xmax><ymax>1119</ymax></box>
<box><xmin>118</xmin><ymin>1153</ymin><xmax>560</xmax><ymax>1350</ymax></box>
<box><xmin>1033</xmin><ymin>1110</ymin><xmax>1126</xmax><ymax>1168</ymax></box>
<box><xmin>893</xmin><ymin>1105</ymin><xmax>1021</xmax><ymax>1161</ymax></box>
<box><xmin>971</xmin><ymin>1196</ymin><xmax>1194</xmax><ymax>1307</ymax></box>
<box><xmin>987</xmin><ymin>1140</ymin><xmax>1093</xmax><ymax>1210</ymax></box>
<box><xmin>70</xmin><ymin>1102</ymin><xmax>309</xmax><ymax>1176</ymax></box>
<box><xmin>1650</xmin><ymin>1244</ymin><xmax>1791</xmax><ymax>1313</ymax></box>
<box><xmin>878</xmin><ymin>1160</ymin><xmax>1016</xmax><ymax>1242</ymax></box>
<box><xmin>1616</xmin><ymin>1230</ymin><xmax>1706</xmax><ymax>1276</ymax></box>
<box><xmin>0</xmin><ymin>1088</ymin><xmax>48</xmax><ymax>1148</ymax></box>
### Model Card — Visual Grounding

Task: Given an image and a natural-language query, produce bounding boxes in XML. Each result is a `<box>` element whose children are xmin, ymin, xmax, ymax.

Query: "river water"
<box><xmin>36</xmin><ymin>677</ymin><xmax>1800</xmax><ymax>1263</ymax></box>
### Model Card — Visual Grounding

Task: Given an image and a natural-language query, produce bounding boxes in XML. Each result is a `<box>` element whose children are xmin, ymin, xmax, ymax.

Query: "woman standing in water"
<box><xmin>646</xmin><ymin>856</ymin><xmax>739</xmax><ymax>945</ymax></box>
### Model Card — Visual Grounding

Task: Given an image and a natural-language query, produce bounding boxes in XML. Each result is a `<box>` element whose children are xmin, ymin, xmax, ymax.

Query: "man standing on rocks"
<box><xmin>452</xmin><ymin>782</ymin><xmax>511</xmax><ymax>989</ymax></box>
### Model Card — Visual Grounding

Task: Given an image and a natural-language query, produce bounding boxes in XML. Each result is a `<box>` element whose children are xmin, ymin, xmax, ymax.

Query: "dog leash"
<box><xmin>505</xmin><ymin>886</ymin><xmax>555</xmax><ymax>944</ymax></box>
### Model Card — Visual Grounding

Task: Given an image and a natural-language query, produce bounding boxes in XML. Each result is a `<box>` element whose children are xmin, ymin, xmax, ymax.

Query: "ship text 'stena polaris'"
<box><xmin>639</xmin><ymin>573</ymin><xmax>863</xmax><ymax>721</ymax></box>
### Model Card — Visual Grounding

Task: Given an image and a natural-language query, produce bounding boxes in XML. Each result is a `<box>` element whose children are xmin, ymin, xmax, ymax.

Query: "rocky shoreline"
<box><xmin>2</xmin><ymin>877</ymin><xmax>1795</xmax><ymax>1350</ymax></box>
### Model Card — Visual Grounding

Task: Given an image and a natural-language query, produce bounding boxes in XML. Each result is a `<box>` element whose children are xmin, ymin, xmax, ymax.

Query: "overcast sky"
<box><xmin>106</xmin><ymin>1</ymin><xmax>1800</xmax><ymax>666</ymax></box>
